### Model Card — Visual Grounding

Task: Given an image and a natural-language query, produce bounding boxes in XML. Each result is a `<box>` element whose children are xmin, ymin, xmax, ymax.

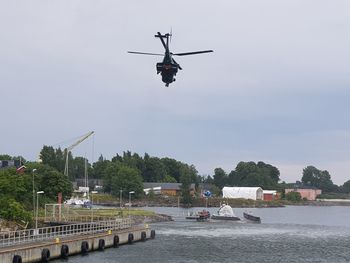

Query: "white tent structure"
<box><xmin>222</xmin><ymin>187</ymin><xmax>263</xmax><ymax>200</ymax></box>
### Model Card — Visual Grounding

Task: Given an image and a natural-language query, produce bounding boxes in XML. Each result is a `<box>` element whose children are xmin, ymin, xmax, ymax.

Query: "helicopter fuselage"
<box><xmin>156</xmin><ymin>51</ymin><xmax>178</xmax><ymax>86</ymax></box>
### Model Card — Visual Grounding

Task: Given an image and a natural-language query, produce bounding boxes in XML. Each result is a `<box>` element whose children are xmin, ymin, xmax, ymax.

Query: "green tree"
<box><xmin>39</xmin><ymin>146</ymin><xmax>67</xmax><ymax>174</ymax></box>
<box><xmin>161</xmin><ymin>157</ymin><xmax>182</xmax><ymax>182</ymax></box>
<box><xmin>54</xmin><ymin>148</ymin><xmax>65</xmax><ymax>172</ymax></box>
<box><xmin>0</xmin><ymin>197</ymin><xmax>31</xmax><ymax>223</ymax></box>
<box><xmin>142</xmin><ymin>156</ymin><xmax>167</xmax><ymax>182</ymax></box>
<box><xmin>103</xmin><ymin>162</ymin><xmax>120</xmax><ymax>193</ymax></box>
<box><xmin>180</xmin><ymin>165</ymin><xmax>195</xmax><ymax>206</ymax></box>
<box><xmin>213</xmin><ymin>168</ymin><xmax>228</xmax><ymax>189</ymax></box>
<box><xmin>70</xmin><ymin>156</ymin><xmax>92</xmax><ymax>179</ymax></box>
<box><xmin>0</xmin><ymin>168</ymin><xmax>32</xmax><ymax>206</ymax></box>
<box><xmin>39</xmin><ymin>167</ymin><xmax>73</xmax><ymax>200</ymax></box>
<box><xmin>228</xmin><ymin>161</ymin><xmax>279</xmax><ymax>189</ymax></box>
<box><xmin>110</xmin><ymin>166</ymin><xmax>143</xmax><ymax>198</ymax></box>
<box><xmin>0</xmin><ymin>154</ymin><xmax>12</xmax><ymax>160</ymax></box>
<box><xmin>302</xmin><ymin>166</ymin><xmax>335</xmax><ymax>192</ymax></box>
<box><xmin>91</xmin><ymin>155</ymin><xmax>110</xmax><ymax>179</ymax></box>
<box><xmin>342</xmin><ymin>180</ymin><xmax>350</xmax><ymax>194</ymax></box>
<box><xmin>257</xmin><ymin>161</ymin><xmax>280</xmax><ymax>183</ymax></box>
<box><xmin>0</xmin><ymin>162</ymin><xmax>72</xmax><ymax>223</ymax></box>
<box><xmin>162</xmin><ymin>174</ymin><xmax>177</xmax><ymax>183</ymax></box>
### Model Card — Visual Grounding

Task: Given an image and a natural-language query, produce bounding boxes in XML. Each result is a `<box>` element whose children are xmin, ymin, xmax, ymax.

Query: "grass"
<box><xmin>91</xmin><ymin>193</ymin><xmax>118</xmax><ymax>203</ymax></box>
<box><xmin>71</xmin><ymin>207</ymin><xmax>155</xmax><ymax>217</ymax></box>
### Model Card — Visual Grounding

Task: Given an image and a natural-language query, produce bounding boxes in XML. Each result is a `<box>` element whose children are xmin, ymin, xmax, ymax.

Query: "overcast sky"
<box><xmin>1</xmin><ymin>1</ymin><xmax>350</xmax><ymax>184</ymax></box>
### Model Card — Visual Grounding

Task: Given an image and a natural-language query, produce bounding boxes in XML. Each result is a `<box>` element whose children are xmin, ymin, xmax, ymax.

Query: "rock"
<box><xmin>130</xmin><ymin>213</ymin><xmax>173</xmax><ymax>225</ymax></box>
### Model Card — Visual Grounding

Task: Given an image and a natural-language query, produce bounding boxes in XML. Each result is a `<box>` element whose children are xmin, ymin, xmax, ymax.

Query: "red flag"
<box><xmin>16</xmin><ymin>165</ymin><xmax>26</xmax><ymax>174</ymax></box>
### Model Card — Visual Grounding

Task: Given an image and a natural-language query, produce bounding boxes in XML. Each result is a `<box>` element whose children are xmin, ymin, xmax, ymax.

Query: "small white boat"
<box><xmin>211</xmin><ymin>204</ymin><xmax>241</xmax><ymax>221</ymax></box>
<box><xmin>64</xmin><ymin>198</ymin><xmax>89</xmax><ymax>207</ymax></box>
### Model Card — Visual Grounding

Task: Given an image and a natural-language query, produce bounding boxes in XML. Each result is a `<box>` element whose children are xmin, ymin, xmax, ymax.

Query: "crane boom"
<box><xmin>64</xmin><ymin>131</ymin><xmax>94</xmax><ymax>177</ymax></box>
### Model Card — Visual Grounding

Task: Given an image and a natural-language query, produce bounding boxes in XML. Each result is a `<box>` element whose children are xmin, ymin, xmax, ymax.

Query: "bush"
<box><xmin>0</xmin><ymin>198</ymin><xmax>32</xmax><ymax>223</ymax></box>
<box><xmin>285</xmin><ymin>192</ymin><xmax>301</xmax><ymax>202</ymax></box>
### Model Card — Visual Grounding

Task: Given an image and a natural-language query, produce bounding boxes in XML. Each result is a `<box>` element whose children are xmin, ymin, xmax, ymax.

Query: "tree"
<box><xmin>103</xmin><ymin>162</ymin><xmax>143</xmax><ymax>198</ymax></box>
<box><xmin>91</xmin><ymin>155</ymin><xmax>110</xmax><ymax>179</ymax></box>
<box><xmin>0</xmin><ymin>154</ymin><xmax>12</xmax><ymax>160</ymax></box>
<box><xmin>39</xmin><ymin>167</ymin><xmax>73</xmax><ymax>200</ymax></box>
<box><xmin>180</xmin><ymin>179</ymin><xmax>192</xmax><ymax>206</ymax></box>
<box><xmin>40</xmin><ymin>146</ymin><xmax>56</xmax><ymax>168</ymax></box>
<box><xmin>257</xmin><ymin>161</ymin><xmax>280</xmax><ymax>183</ymax></box>
<box><xmin>180</xmin><ymin>165</ymin><xmax>196</xmax><ymax>206</ymax></box>
<box><xmin>228</xmin><ymin>161</ymin><xmax>279</xmax><ymax>189</ymax></box>
<box><xmin>342</xmin><ymin>180</ymin><xmax>350</xmax><ymax>194</ymax></box>
<box><xmin>161</xmin><ymin>157</ymin><xmax>182</xmax><ymax>182</ymax></box>
<box><xmin>302</xmin><ymin>166</ymin><xmax>335</xmax><ymax>192</ymax></box>
<box><xmin>110</xmin><ymin>166</ymin><xmax>143</xmax><ymax>198</ymax></box>
<box><xmin>103</xmin><ymin>162</ymin><xmax>120</xmax><ymax>193</ymax></box>
<box><xmin>70</xmin><ymin>156</ymin><xmax>92</xmax><ymax>179</ymax></box>
<box><xmin>142</xmin><ymin>156</ymin><xmax>167</xmax><ymax>182</ymax></box>
<box><xmin>162</xmin><ymin>174</ymin><xmax>177</xmax><ymax>183</ymax></box>
<box><xmin>54</xmin><ymin>148</ymin><xmax>65</xmax><ymax>173</ymax></box>
<box><xmin>39</xmin><ymin>146</ymin><xmax>66</xmax><ymax>174</ymax></box>
<box><xmin>0</xmin><ymin>162</ymin><xmax>72</xmax><ymax>223</ymax></box>
<box><xmin>213</xmin><ymin>168</ymin><xmax>228</xmax><ymax>189</ymax></box>
<box><xmin>0</xmin><ymin>168</ymin><xmax>32</xmax><ymax>206</ymax></box>
<box><xmin>0</xmin><ymin>197</ymin><xmax>31</xmax><ymax>223</ymax></box>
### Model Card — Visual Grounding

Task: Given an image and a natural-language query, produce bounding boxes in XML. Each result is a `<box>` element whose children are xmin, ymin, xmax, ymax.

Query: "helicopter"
<box><xmin>128</xmin><ymin>32</ymin><xmax>213</xmax><ymax>87</ymax></box>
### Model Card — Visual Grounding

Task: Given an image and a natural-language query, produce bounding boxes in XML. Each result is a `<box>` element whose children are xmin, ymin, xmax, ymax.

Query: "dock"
<box><xmin>0</xmin><ymin>219</ymin><xmax>155</xmax><ymax>263</ymax></box>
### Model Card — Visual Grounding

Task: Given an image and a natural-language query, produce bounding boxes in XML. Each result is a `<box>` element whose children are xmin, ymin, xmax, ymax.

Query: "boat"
<box><xmin>186</xmin><ymin>210</ymin><xmax>211</xmax><ymax>221</ymax></box>
<box><xmin>211</xmin><ymin>204</ymin><xmax>241</xmax><ymax>221</ymax></box>
<box><xmin>243</xmin><ymin>212</ymin><xmax>261</xmax><ymax>223</ymax></box>
<box><xmin>64</xmin><ymin>197</ymin><xmax>90</xmax><ymax>207</ymax></box>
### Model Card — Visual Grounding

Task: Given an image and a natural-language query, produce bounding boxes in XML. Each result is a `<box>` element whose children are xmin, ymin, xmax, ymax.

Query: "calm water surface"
<box><xmin>53</xmin><ymin>206</ymin><xmax>350</xmax><ymax>263</ymax></box>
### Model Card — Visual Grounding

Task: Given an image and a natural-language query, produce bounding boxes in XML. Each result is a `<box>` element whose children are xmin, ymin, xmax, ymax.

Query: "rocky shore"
<box><xmin>130</xmin><ymin>213</ymin><xmax>173</xmax><ymax>225</ymax></box>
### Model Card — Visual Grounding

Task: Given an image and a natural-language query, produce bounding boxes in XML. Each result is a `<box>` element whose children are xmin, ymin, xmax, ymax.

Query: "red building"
<box><xmin>263</xmin><ymin>190</ymin><xmax>277</xmax><ymax>201</ymax></box>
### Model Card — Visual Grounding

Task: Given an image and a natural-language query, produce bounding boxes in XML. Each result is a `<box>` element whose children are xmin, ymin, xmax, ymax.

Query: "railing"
<box><xmin>0</xmin><ymin>218</ymin><xmax>131</xmax><ymax>248</ymax></box>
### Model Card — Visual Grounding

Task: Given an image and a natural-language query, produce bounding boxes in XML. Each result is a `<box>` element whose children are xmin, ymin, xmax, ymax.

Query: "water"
<box><xmin>53</xmin><ymin>206</ymin><xmax>350</xmax><ymax>262</ymax></box>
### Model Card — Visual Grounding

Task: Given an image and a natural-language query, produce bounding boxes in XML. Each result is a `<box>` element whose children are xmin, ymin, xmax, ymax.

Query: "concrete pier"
<box><xmin>0</xmin><ymin>227</ymin><xmax>155</xmax><ymax>263</ymax></box>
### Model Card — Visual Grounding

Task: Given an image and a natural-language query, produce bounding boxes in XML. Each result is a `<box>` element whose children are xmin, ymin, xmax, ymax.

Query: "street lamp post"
<box><xmin>119</xmin><ymin>189</ymin><xmax>123</xmax><ymax>209</ymax></box>
<box><xmin>128</xmin><ymin>191</ymin><xmax>135</xmax><ymax>217</ymax></box>
<box><xmin>32</xmin><ymin>169</ymin><xmax>37</xmax><ymax>218</ymax></box>
<box><xmin>35</xmin><ymin>191</ymin><xmax>44</xmax><ymax>234</ymax></box>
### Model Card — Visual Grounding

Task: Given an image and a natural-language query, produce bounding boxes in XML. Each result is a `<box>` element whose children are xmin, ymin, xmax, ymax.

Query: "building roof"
<box><xmin>263</xmin><ymin>190</ymin><xmax>277</xmax><ymax>194</ymax></box>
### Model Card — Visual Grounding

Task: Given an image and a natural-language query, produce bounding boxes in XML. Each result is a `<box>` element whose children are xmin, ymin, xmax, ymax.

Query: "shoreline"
<box><xmin>95</xmin><ymin>198</ymin><xmax>350</xmax><ymax>208</ymax></box>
